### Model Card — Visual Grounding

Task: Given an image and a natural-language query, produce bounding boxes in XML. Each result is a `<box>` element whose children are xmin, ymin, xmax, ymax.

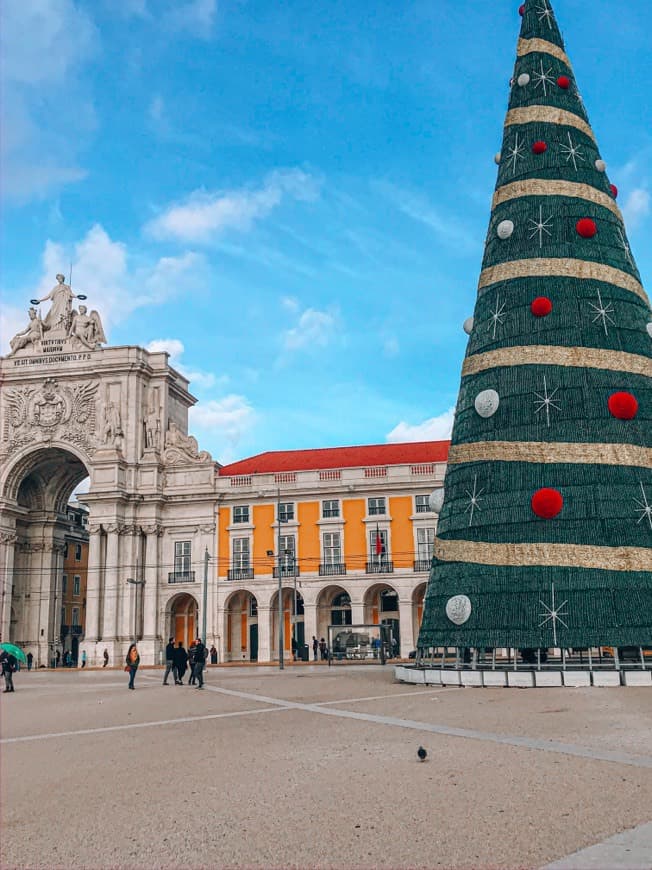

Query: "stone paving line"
<box><xmin>541</xmin><ymin>821</ymin><xmax>652</xmax><ymax>869</ymax></box>
<box><xmin>5</xmin><ymin>673</ymin><xmax>652</xmax><ymax>772</ymax></box>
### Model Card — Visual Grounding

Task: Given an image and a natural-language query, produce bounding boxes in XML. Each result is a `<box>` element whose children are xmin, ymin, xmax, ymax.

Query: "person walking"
<box><xmin>26</xmin><ymin>652</ymin><xmax>33</xmax><ymax>671</ymax></box>
<box><xmin>103</xmin><ymin>648</ymin><xmax>109</xmax><ymax>668</ymax></box>
<box><xmin>312</xmin><ymin>636</ymin><xmax>319</xmax><ymax>662</ymax></box>
<box><xmin>1</xmin><ymin>651</ymin><xmax>16</xmax><ymax>692</ymax></box>
<box><xmin>319</xmin><ymin>638</ymin><xmax>328</xmax><ymax>661</ymax></box>
<box><xmin>55</xmin><ymin>649</ymin><xmax>61</xmax><ymax>668</ymax></box>
<box><xmin>209</xmin><ymin>645</ymin><xmax>218</xmax><ymax>665</ymax></box>
<box><xmin>173</xmin><ymin>641</ymin><xmax>188</xmax><ymax>685</ymax></box>
<box><xmin>81</xmin><ymin>650</ymin><xmax>87</xmax><ymax>669</ymax></box>
<box><xmin>192</xmin><ymin>638</ymin><xmax>206</xmax><ymax>689</ymax></box>
<box><xmin>187</xmin><ymin>641</ymin><xmax>197</xmax><ymax>685</ymax></box>
<box><xmin>162</xmin><ymin>637</ymin><xmax>176</xmax><ymax>685</ymax></box>
<box><xmin>125</xmin><ymin>643</ymin><xmax>140</xmax><ymax>690</ymax></box>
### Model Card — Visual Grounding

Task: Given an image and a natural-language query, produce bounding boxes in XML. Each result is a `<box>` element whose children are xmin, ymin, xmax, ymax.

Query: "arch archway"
<box><xmin>364</xmin><ymin>583</ymin><xmax>400</xmax><ymax>656</ymax></box>
<box><xmin>316</xmin><ymin>585</ymin><xmax>352</xmax><ymax>642</ymax></box>
<box><xmin>269</xmin><ymin>587</ymin><xmax>294</xmax><ymax>660</ymax></box>
<box><xmin>224</xmin><ymin>589</ymin><xmax>258</xmax><ymax>662</ymax></box>
<box><xmin>167</xmin><ymin>593</ymin><xmax>198</xmax><ymax>649</ymax></box>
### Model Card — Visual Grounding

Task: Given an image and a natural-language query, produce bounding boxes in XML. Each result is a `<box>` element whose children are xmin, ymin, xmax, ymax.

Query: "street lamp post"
<box><xmin>201</xmin><ymin>547</ymin><xmax>210</xmax><ymax>646</ymax></box>
<box><xmin>276</xmin><ymin>489</ymin><xmax>284</xmax><ymax>670</ymax></box>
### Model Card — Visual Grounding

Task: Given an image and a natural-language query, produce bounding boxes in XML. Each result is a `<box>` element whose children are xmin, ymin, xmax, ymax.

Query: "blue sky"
<box><xmin>2</xmin><ymin>0</ymin><xmax>650</xmax><ymax>465</ymax></box>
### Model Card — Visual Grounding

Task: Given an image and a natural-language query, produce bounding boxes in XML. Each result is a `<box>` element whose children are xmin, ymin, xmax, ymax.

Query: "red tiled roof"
<box><xmin>218</xmin><ymin>441</ymin><xmax>450</xmax><ymax>476</ymax></box>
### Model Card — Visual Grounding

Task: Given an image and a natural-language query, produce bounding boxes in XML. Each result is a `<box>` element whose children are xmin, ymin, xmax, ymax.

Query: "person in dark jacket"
<box><xmin>173</xmin><ymin>641</ymin><xmax>188</xmax><ymax>685</ymax></box>
<box><xmin>125</xmin><ymin>643</ymin><xmax>140</xmax><ymax>690</ymax></box>
<box><xmin>192</xmin><ymin>638</ymin><xmax>206</xmax><ymax>689</ymax></box>
<box><xmin>187</xmin><ymin>641</ymin><xmax>197</xmax><ymax>685</ymax></box>
<box><xmin>209</xmin><ymin>645</ymin><xmax>218</xmax><ymax>665</ymax></box>
<box><xmin>1</xmin><ymin>651</ymin><xmax>16</xmax><ymax>692</ymax></box>
<box><xmin>162</xmin><ymin>637</ymin><xmax>176</xmax><ymax>685</ymax></box>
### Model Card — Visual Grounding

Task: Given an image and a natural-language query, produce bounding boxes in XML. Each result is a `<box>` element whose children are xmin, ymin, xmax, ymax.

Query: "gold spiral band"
<box><xmin>492</xmin><ymin>179</ymin><xmax>622</xmax><ymax>219</ymax></box>
<box><xmin>517</xmin><ymin>37</ymin><xmax>572</xmax><ymax>68</ymax></box>
<box><xmin>447</xmin><ymin>440</ymin><xmax>652</xmax><ymax>470</ymax></box>
<box><xmin>434</xmin><ymin>538</ymin><xmax>652</xmax><ymax>573</ymax></box>
<box><xmin>505</xmin><ymin>106</ymin><xmax>594</xmax><ymax>141</ymax></box>
<box><xmin>462</xmin><ymin>345</ymin><xmax>651</xmax><ymax>377</ymax></box>
<box><xmin>478</xmin><ymin>258</ymin><xmax>648</xmax><ymax>304</ymax></box>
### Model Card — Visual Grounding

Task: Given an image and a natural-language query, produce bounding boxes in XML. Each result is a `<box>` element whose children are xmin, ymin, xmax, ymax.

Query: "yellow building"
<box><xmin>215</xmin><ymin>441</ymin><xmax>448</xmax><ymax>662</ymax></box>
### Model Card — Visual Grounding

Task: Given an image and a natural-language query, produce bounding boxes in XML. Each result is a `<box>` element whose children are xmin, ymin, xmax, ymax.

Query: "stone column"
<box><xmin>0</xmin><ymin>531</ymin><xmax>17</xmax><ymax>641</ymax></box>
<box><xmin>257</xmin><ymin>605</ymin><xmax>271</xmax><ymax>663</ymax></box>
<box><xmin>83</xmin><ymin>524</ymin><xmax>103</xmax><ymax>643</ymax></box>
<box><xmin>398</xmin><ymin>598</ymin><xmax>414</xmax><ymax>658</ymax></box>
<box><xmin>143</xmin><ymin>525</ymin><xmax>162</xmax><ymax>639</ymax></box>
<box><xmin>302</xmin><ymin>600</ymin><xmax>318</xmax><ymax>654</ymax></box>
<box><xmin>350</xmin><ymin>600</ymin><xmax>365</xmax><ymax>626</ymax></box>
<box><xmin>102</xmin><ymin>523</ymin><xmax>121</xmax><ymax>641</ymax></box>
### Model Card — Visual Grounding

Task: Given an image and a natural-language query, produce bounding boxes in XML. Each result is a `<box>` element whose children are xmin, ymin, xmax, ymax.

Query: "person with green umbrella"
<box><xmin>1</xmin><ymin>650</ymin><xmax>17</xmax><ymax>693</ymax></box>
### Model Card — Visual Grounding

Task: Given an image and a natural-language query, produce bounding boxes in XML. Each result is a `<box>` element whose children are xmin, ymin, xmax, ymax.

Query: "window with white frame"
<box><xmin>278</xmin><ymin>502</ymin><xmax>294</xmax><ymax>523</ymax></box>
<box><xmin>322</xmin><ymin>532</ymin><xmax>341</xmax><ymax>565</ymax></box>
<box><xmin>71</xmin><ymin>607</ymin><xmax>80</xmax><ymax>627</ymax></box>
<box><xmin>417</xmin><ymin>527</ymin><xmax>435</xmax><ymax>561</ymax></box>
<box><xmin>369</xmin><ymin>528</ymin><xmax>388</xmax><ymax>563</ymax></box>
<box><xmin>415</xmin><ymin>495</ymin><xmax>430</xmax><ymax>513</ymax></box>
<box><xmin>62</xmin><ymin>574</ymin><xmax>67</xmax><ymax>594</ymax></box>
<box><xmin>233</xmin><ymin>505</ymin><xmax>250</xmax><ymax>524</ymax></box>
<box><xmin>75</xmin><ymin>543</ymin><xmax>82</xmax><ymax>561</ymax></box>
<box><xmin>279</xmin><ymin>534</ymin><xmax>295</xmax><ymax>570</ymax></box>
<box><xmin>73</xmin><ymin>575</ymin><xmax>81</xmax><ymax>596</ymax></box>
<box><xmin>322</xmin><ymin>499</ymin><xmax>339</xmax><ymax>518</ymax></box>
<box><xmin>368</xmin><ymin>497</ymin><xmax>386</xmax><ymax>516</ymax></box>
<box><xmin>232</xmin><ymin>537</ymin><xmax>250</xmax><ymax>569</ymax></box>
<box><xmin>174</xmin><ymin>541</ymin><xmax>192</xmax><ymax>576</ymax></box>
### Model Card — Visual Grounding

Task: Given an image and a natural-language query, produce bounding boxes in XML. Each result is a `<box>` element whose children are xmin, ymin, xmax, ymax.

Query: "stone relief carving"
<box><xmin>102</xmin><ymin>401</ymin><xmax>124</xmax><ymax>449</ymax></box>
<box><xmin>143</xmin><ymin>524</ymin><xmax>164</xmax><ymax>536</ymax></box>
<box><xmin>143</xmin><ymin>400</ymin><xmax>161</xmax><ymax>452</ymax></box>
<box><xmin>88</xmin><ymin>524</ymin><xmax>103</xmax><ymax>535</ymax></box>
<box><xmin>163</xmin><ymin>420</ymin><xmax>211</xmax><ymax>465</ymax></box>
<box><xmin>3</xmin><ymin>378</ymin><xmax>98</xmax><ymax>456</ymax></box>
<box><xmin>0</xmin><ymin>532</ymin><xmax>18</xmax><ymax>545</ymax></box>
<box><xmin>8</xmin><ymin>274</ymin><xmax>107</xmax><ymax>356</ymax></box>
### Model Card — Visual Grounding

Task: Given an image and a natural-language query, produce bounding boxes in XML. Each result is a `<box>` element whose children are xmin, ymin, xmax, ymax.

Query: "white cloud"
<box><xmin>282</xmin><ymin>307</ymin><xmax>339</xmax><ymax>352</ymax></box>
<box><xmin>145</xmin><ymin>168</ymin><xmax>320</xmax><ymax>243</ymax></box>
<box><xmin>281</xmin><ymin>295</ymin><xmax>300</xmax><ymax>312</ymax></box>
<box><xmin>386</xmin><ymin>407</ymin><xmax>455</xmax><ymax>443</ymax></box>
<box><xmin>146</xmin><ymin>338</ymin><xmax>224</xmax><ymax>390</ymax></box>
<box><xmin>622</xmin><ymin>188</ymin><xmax>650</xmax><ymax>230</ymax></box>
<box><xmin>189</xmin><ymin>395</ymin><xmax>256</xmax><ymax>456</ymax></box>
<box><xmin>0</xmin><ymin>0</ymin><xmax>98</xmax><ymax>200</ymax></box>
<box><xmin>20</xmin><ymin>224</ymin><xmax>207</xmax><ymax>338</ymax></box>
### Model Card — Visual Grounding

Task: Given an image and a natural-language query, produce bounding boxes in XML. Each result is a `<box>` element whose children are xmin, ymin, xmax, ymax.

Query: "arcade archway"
<box><xmin>225</xmin><ymin>590</ymin><xmax>258</xmax><ymax>662</ymax></box>
<box><xmin>364</xmin><ymin>583</ymin><xmax>400</xmax><ymax>655</ymax></box>
<box><xmin>167</xmin><ymin>593</ymin><xmax>198</xmax><ymax>649</ymax></box>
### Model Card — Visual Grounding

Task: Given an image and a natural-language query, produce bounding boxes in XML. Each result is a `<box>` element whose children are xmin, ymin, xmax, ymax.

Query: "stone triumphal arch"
<box><xmin>0</xmin><ymin>275</ymin><xmax>217</xmax><ymax>665</ymax></box>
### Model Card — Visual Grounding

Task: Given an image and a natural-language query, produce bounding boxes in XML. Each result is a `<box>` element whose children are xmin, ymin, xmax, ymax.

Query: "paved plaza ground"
<box><xmin>1</xmin><ymin>664</ymin><xmax>651</xmax><ymax>869</ymax></box>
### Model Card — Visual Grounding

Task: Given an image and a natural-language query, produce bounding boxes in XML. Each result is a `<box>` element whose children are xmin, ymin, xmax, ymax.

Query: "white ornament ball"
<box><xmin>475</xmin><ymin>389</ymin><xmax>500</xmax><ymax>418</ymax></box>
<box><xmin>595</xmin><ymin>159</ymin><xmax>607</xmax><ymax>172</ymax></box>
<box><xmin>446</xmin><ymin>595</ymin><xmax>472</xmax><ymax>626</ymax></box>
<box><xmin>428</xmin><ymin>489</ymin><xmax>445</xmax><ymax>513</ymax></box>
<box><xmin>497</xmin><ymin>219</ymin><xmax>514</xmax><ymax>240</ymax></box>
<box><xmin>494</xmin><ymin>152</ymin><xmax>501</xmax><ymax>165</ymax></box>
<box><xmin>463</xmin><ymin>316</ymin><xmax>474</xmax><ymax>335</ymax></box>
<box><xmin>647</xmin><ymin>322</ymin><xmax>652</xmax><ymax>338</ymax></box>
<box><xmin>517</xmin><ymin>73</ymin><xmax>530</xmax><ymax>87</ymax></box>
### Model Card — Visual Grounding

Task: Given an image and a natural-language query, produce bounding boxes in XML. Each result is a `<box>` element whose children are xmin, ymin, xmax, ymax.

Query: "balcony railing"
<box><xmin>413</xmin><ymin>559</ymin><xmax>432</xmax><ymax>572</ymax></box>
<box><xmin>227</xmin><ymin>567</ymin><xmax>254</xmax><ymax>581</ymax></box>
<box><xmin>168</xmin><ymin>570</ymin><xmax>196</xmax><ymax>584</ymax></box>
<box><xmin>366</xmin><ymin>560</ymin><xmax>394</xmax><ymax>574</ymax></box>
<box><xmin>71</xmin><ymin>624</ymin><xmax>83</xmax><ymax>636</ymax></box>
<box><xmin>319</xmin><ymin>562</ymin><xmax>347</xmax><ymax>577</ymax></box>
<box><xmin>273</xmin><ymin>565</ymin><xmax>300</xmax><ymax>579</ymax></box>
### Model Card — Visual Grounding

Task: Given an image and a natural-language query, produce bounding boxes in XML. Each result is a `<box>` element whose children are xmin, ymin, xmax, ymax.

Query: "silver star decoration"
<box><xmin>528</xmin><ymin>205</ymin><xmax>554</xmax><ymax>248</ymax></box>
<box><xmin>634</xmin><ymin>482</ymin><xmax>652</xmax><ymax>531</ymax></box>
<box><xmin>505</xmin><ymin>132</ymin><xmax>525</xmax><ymax>176</ymax></box>
<box><xmin>533</xmin><ymin>375</ymin><xmax>561</xmax><ymax>427</ymax></box>
<box><xmin>617</xmin><ymin>228</ymin><xmax>634</xmax><ymax>267</ymax></box>
<box><xmin>559</xmin><ymin>131</ymin><xmax>586</xmax><ymax>172</ymax></box>
<box><xmin>464</xmin><ymin>476</ymin><xmax>484</xmax><ymax>527</ymax></box>
<box><xmin>532</xmin><ymin>60</ymin><xmax>555</xmax><ymax>96</ymax></box>
<box><xmin>535</xmin><ymin>1</ymin><xmax>554</xmax><ymax>28</ymax></box>
<box><xmin>488</xmin><ymin>293</ymin><xmax>507</xmax><ymax>339</ymax></box>
<box><xmin>587</xmin><ymin>289</ymin><xmax>616</xmax><ymax>337</ymax></box>
<box><xmin>539</xmin><ymin>583</ymin><xmax>568</xmax><ymax>647</ymax></box>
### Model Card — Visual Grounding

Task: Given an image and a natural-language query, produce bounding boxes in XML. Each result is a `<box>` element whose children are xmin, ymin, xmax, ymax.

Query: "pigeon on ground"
<box><xmin>417</xmin><ymin>746</ymin><xmax>427</xmax><ymax>761</ymax></box>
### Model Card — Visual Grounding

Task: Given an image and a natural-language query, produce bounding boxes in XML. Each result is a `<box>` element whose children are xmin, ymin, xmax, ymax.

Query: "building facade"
<box><xmin>59</xmin><ymin>501</ymin><xmax>89</xmax><ymax>663</ymax></box>
<box><xmin>214</xmin><ymin>443</ymin><xmax>448</xmax><ymax>662</ymax></box>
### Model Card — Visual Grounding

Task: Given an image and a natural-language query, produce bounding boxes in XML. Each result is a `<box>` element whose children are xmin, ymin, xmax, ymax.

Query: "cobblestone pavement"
<box><xmin>1</xmin><ymin>665</ymin><xmax>651</xmax><ymax>869</ymax></box>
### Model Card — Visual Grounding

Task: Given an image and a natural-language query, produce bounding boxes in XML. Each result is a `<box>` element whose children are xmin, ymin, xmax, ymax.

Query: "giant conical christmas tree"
<box><xmin>419</xmin><ymin>0</ymin><xmax>651</xmax><ymax>656</ymax></box>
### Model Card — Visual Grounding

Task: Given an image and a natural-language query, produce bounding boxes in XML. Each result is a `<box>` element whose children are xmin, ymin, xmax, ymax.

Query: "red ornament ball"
<box><xmin>576</xmin><ymin>218</ymin><xmax>597</xmax><ymax>238</ymax></box>
<box><xmin>531</xmin><ymin>296</ymin><xmax>553</xmax><ymax>317</ymax></box>
<box><xmin>519</xmin><ymin>4</ymin><xmax>525</xmax><ymax>15</ymax></box>
<box><xmin>531</xmin><ymin>488</ymin><xmax>564</xmax><ymax>519</ymax></box>
<box><xmin>532</xmin><ymin>141</ymin><xmax>547</xmax><ymax>154</ymax></box>
<box><xmin>557</xmin><ymin>75</ymin><xmax>571</xmax><ymax>89</ymax></box>
<box><xmin>608</xmin><ymin>392</ymin><xmax>638</xmax><ymax>420</ymax></box>
<box><xmin>610</xmin><ymin>184</ymin><xmax>618</xmax><ymax>198</ymax></box>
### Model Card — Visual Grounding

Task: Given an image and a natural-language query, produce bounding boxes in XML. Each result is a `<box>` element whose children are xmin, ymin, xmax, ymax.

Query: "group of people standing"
<box><xmin>125</xmin><ymin>638</ymin><xmax>218</xmax><ymax>690</ymax></box>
